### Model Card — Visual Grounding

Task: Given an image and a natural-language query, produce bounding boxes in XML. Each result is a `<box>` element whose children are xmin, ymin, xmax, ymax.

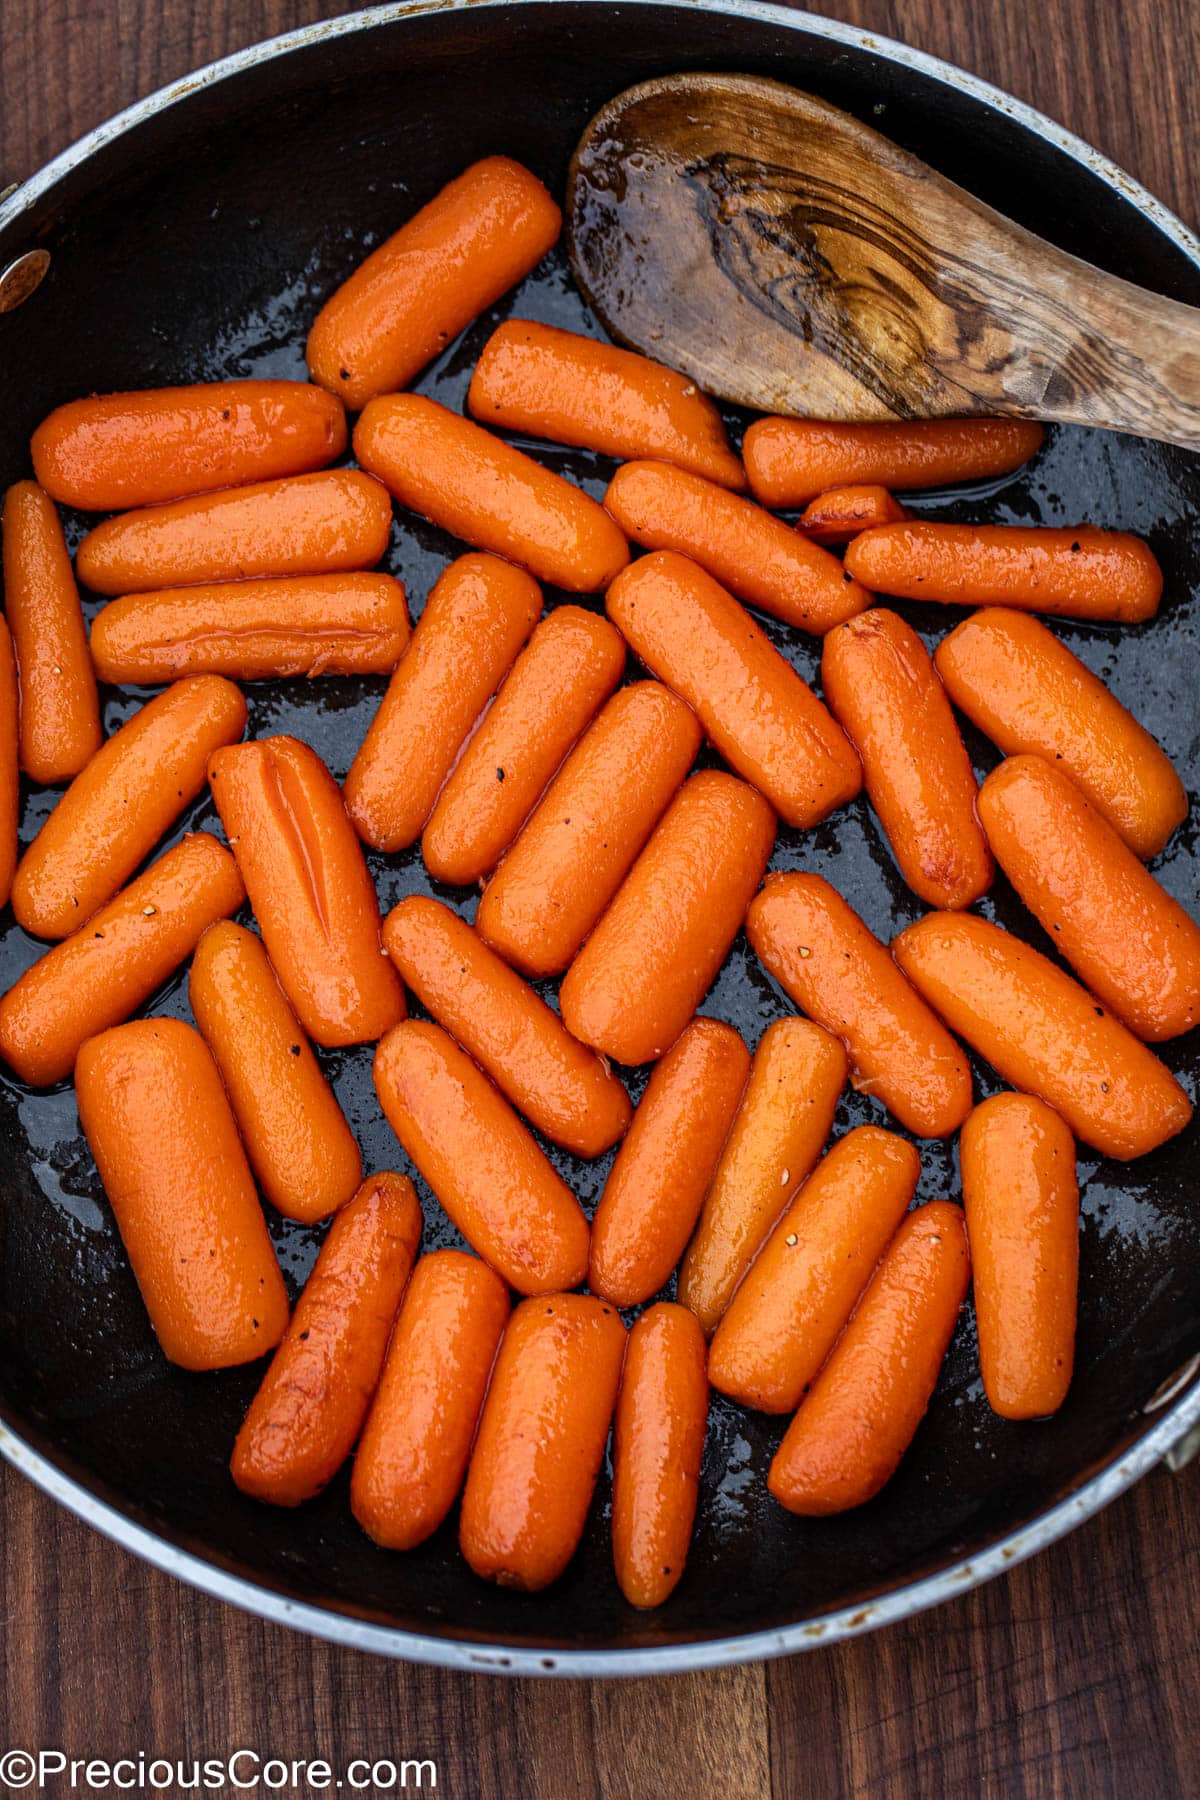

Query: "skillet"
<box><xmin>1</xmin><ymin>0</ymin><xmax>1199</xmax><ymax>1676</ymax></box>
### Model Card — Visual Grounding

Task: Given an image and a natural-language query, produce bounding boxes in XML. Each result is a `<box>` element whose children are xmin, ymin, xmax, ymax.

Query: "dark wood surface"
<box><xmin>2</xmin><ymin>3</ymin><xmax>1199</xmax><ymax>1795</ymax></box>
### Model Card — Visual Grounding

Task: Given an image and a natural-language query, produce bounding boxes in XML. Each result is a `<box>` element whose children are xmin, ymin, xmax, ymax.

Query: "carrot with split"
<box><xmin>231</xmin><ymin>1172</ymin><xmax>422</xmax><ymax>1506</ymax></box>
<box><xmin>352</xmin><ymin>1250</ymin><xmax>511</xmax><ymax>1551</ymax></box>
<box><xmin>612</xmin><ymin>1303</ymin><xmax>708</xmax><ymax>1608</ymax></box>
<box><xmin>75</xmin><ymin>1018</ymin><xmax>289</xmax><ymax>1371</ymax></box>
<box><xmin>2</xmin><ymin>481</ymin><xmax>100</xmax><ymax>782</ymax></box>
<box><xmin>0</xmin><ymin>619</ymin><xmax>17</xmax><ymax>909</ymax></box>
<box><xmin>743</xmin><ymin>417</ymin><xmax>1044</xmax><ymax>508</ymax></box>
<box><xmin>798</xmin><ymin>485</ymin><xmax>910</xmax><ymax>545</ymax></box>
<box><xmin>769</xmin><ymin>1201</ymin><xmax>970</xmax><ymax>1514</ymax></box>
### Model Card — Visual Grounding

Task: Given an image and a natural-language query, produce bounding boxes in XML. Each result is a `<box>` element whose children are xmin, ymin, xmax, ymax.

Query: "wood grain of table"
<box><xmin>2</xmin><ymin>2</ymin><xmax>1199</xmax><ymax>1795</ymax></box>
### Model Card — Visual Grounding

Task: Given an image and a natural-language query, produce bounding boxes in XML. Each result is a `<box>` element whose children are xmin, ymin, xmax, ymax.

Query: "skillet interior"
<box><xmin>0</xmin><ymin>0</ymin><xmax>1198</xmax><ymax>1657</ymax></box>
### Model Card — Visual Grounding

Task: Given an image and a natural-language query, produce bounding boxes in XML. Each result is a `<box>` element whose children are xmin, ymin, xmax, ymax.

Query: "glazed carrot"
<box><xmin>75</xmin><ymin>1018</ymin><xmax>289</xmax><ymax>1371</ymax></box>
<box><xmin>343</xmin><ymin>553</ymin><xmax>540</xmax><ymax>853</ymax></box>
<box><xmin>2</xmin><ymin>481</ymin><xmax>100</xmax><ymax>784</ymax></box>
<box><xmin>0</xmin><ymin>618</ymin><xmax>16</xmax><ymax>909</ymax></box>
<box><xmin>382</xmin><ymin>896</ymin><xmax>631</xmax><ymax>1157</ymax></box>
<box><xmin>208</xmin><ymin>735</ymin><xmax>404</xmax><ymax>1047</ymax></box>
<box><xmin>768</xmin><ymin>1201</ymin><xmax>970</xmax><ymax>1514</ymax></box>
<box><xmin>746</xmin><ymin>873</ymin><xmax>973</xmax><ymax>1138</ymax></box>
<box><xmin>89</xmin><ymin>573</ymin><xmax>410</xmax><ymax>684</ymax></box>
<box><xmin>742</xmin><ymin>417</ymin><xmax>1044</xmax><ymax>508</ymax></box>
<box><xmin>603</xmin><ymin>461</ymin><xmax>869</xmax><ymax>633</ymax></box>
<box><xmin>354</xmin><ymin>395</ymin><xmax>629</xmax><ymax>593</ymax></box>
<box><xmin>678</xmin><ymin>1018</ymin><xmax>848</xmax><ymax>1336</ymax></box>
<box><xmin>606</xmin><ymin>552</ymin><xmax>861</xmax><ymax>828</ymax></box>
<box><xmin>373</xmin><ymin>1020</ymin><xmax>589</xmax><ymax>1294</ymax></box>
<box><xmin>798</xmin><ymin>485</ymin><xmax>910</xmax><ymax>545</ymax></box>
<box><xmin>933</xmin><ymin>608</ymin><xmax>1187</xmax><ymax>860</ymax></box>
<box><xmin>12</xmin><ymin>675</ymin><xmax>246</xmax><ymax>940</ymax></box>
<box><xmin>307</xmin><ymin>156</ymin><xmax>561</xmax><ymax>410</ymax></box>
<box><xmin>469</xmin><ymin>322</ymin><xmax>744</xmax><ymax>488</ymax></box>
<box><xmin>475</xmin><ymin>682</ymin><xmax>701</xmax><ymax>978</ymax></box>
<box><xmin>231</xmin><ymin>1172</ymin><xmax>422</xmax><ymax>1506</ymax></box>
<box><xmin>708</xmin><ymin>1126</ymin><xmax>920</xmax><ymax>1413</ymax></box>
<box><xmin>844</xmin><ymin>523</ymin><xmax>1162</xmax><ymax>622</ymax></box>
<box><xmin>190</xmin><ymin>921</ymin><xmax>363</xmax><ymax>1223</ymax></box>
<box><xmin>612</xmin><ymin>1304</ymin><xmax>708</xmax><ymax>1608</ymax></box>
<box><xmin>960</xmin><ymin>1095</ymin><xmax>1077</xmax><ymax>1421</ymax></box>
<box><xmin>460</xmin><ymin>1293</ymin><xmax>626</xmax><ymax>1590</ymax></box>
<box><xmin>422</xmin><ymin>606</ymin><xmax>625</xmax><ymax>885</ymax></box>
<box><xmin>352</xmin><ymin>1250</ymin><xmax>511</xmax><ymax>1551</ymax></box>
<box><xmin>32</xmin><ymin>381</ymin><xmax>347</xmax><ymax>511</ymax></box>
<box><xmin>892</xmin><ymin>912</ymin><xmax>1192</xmax><ymax>1160</ymax></box>
<box><xmin>0</xmin><ymin>834</ymin><xmax>243</xmax><ymax>1088</ymax></box>
<box><xmin>589</xmin><ymin>1018</ymin><xmax>750</xmax><ymax>1308</ymax></box>
<box><xmin>560</xmin><ymin>771</ymin><xmax>775</xmax><ymax>1065</ymax></box>
<box><xmin>822</xmin><ymin>608</ymin><xmax>993</xmax><ymax>909</ymax></box>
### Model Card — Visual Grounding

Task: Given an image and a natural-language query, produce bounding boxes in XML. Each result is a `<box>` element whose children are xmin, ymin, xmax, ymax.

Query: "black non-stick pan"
<box><xmin>1</xmin><ymin>0</ymin><xmax>1198</xmax><ymax>1675</ymax></box>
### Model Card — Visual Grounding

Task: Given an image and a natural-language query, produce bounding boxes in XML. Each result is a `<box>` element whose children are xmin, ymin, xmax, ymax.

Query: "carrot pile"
<box><xmin>1</xmin><ymin>147</ymin><xmax>1194</xmax><ymax>1612</ymax></box>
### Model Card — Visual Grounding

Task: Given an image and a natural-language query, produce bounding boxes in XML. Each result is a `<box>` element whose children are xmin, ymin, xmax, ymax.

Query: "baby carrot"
<box><xmin>343</xmin><ymin>553</ymin><xmax>540</xmax><ymax>853</ymax></box>
<box><xmin>708</xmin><ymin>1126</ymin><xmax>920</xmax><ymax>1413</ymax></box>
<box><xmin>743</xmin><ymin>417</ymin><xmax>1045</xmax><ymax>508</ymax></box>
<box><xmin>798</xmin><ymin>485</ymin><xmax>910</xmax><ymax>545</ymax></box>
<box><xmin>612</xmin><ymin>1303</ymin><xmax>709</xmax><ymax>1609</ymax></box>
<box><xmin>352</xmin><ymin>1250</ymin><xmax>511</xmax><ymax>1551</ymax></box>
<box><xmin>469</xmin><ymin>321</ymin><xmax>744</xmax><ymax>488</ymax></box>
<box><xmin>822</xmin><ymin>608</ymin><xmax>993</xmax><ymax>909</ymax></box>
<box><xmin>678</xmin><ymin>1018</ymin><xmax>848</xmax><ymax>1335</ymax></box>
<box><xmin>208</xmin><ymin>735</ymin><xmax>404</xmax><ymax>1047</ymax></box>
<box><xmin>933</xmin><ymin>608</ymin><xmax>1187</xmax><ymax>860</ymax></box>
<box><xmin>382</xmin><ymin>895</ymin><xmax>631</xmax><ymax>1157</ymax></box>
<box><xmin>75</xmin><ymin>1018</ymin><xmax>289</xmax><ymax>1371</ymax></box>
<box><xmin>746</xmin><ymin>873</ymin><xmax>973</xmax><ymax>1139</ymax></box>
<box><xmin>373</xmin><ymin>1020</ymin><xmax>589</xmax><ymax>1294</ymax></box>
<box><xmin>892</xmin><ymin>912</ymin><xmax>1192</xmax><ymax>1160</ymax></box>
<box><xmin>607</xmin><ymin>551</ymin><xmax>861</xmax><ymax>828</ymax></box>
<box><xmin>231</xmin><ymin>1172</ymin><xmax>422</xmax><ymax>1507</ymax></box>
<box><xmin>190</xmin><ymin>921</ymin><xmax>363</xmax><ymax>1223</ymax></box>
<box><xmin>960</xmin><ymin>1095</ymin><xmax>1078</xmax><ymax>1420</ymax></box>
<box><xmin>0</xmin><ymin>619</ymin><xmax>16</xmax><ymax>909</ymax></box>
<box><xmin>12</xmin><ymin>675</ymin><xmax>247</xmax><ymax>940</ymax></box>
<box><xmin>560</xmin><ymin>770</ymin><xmax>775</xmax><ymax>1066</ymax></box>
<box><xmin>844</xmin><ymin>522</ymin><xmax>1162</xmax><ymax>622</ymax></box>
<box><xmin>422</xmin><ymin>605</ymin><xmax>625</xmax><ymax>885</ymax></box>
<box><xmin>89</xmin><ymin>573</ymin><xmax>410</xmax><ymax>684</ymax></box>
<box><xmin>768</xmin><ymin>1201</ymin><xmax>970</xmax><ymax>1514</ymax></box>
<box><xmin>307</xmin><ymin>156</ymin><xmax>561</xmax><ymax>410</ymax></box>
<box><xmin>0</xmin><ymin>834</ymin><xmax>243</xmax><ymax>1088</ymax></box>
<box><xmin>475</xmin><ymin>681</ymin><xmax>701</xmax><ymax>978</ymax></box>
<box><xmin>354</xmin><ymin>395</ymin><xmax>630</xmax><ymax>593</ymax></box>
<box><xmin>460</xmin><ymin>1292</ymin><xmax>626</xmax><ymax>1590</ymax></box>
<box><xmin>2</xmin><ymin>481</ymin><xmax>100</xmax><ymax>783</ymax></box>
<box><xmin>589</xmin><ymin>1018</ymin><xmax>750</xmax><ymax>1308</ymax></box>
<box><xmin>603</xmin><ymin>461</ymin><xmax>869</xmax><ymax>633</ymax></box>
<box><xmin>32</xmin><ymin>381</ymin><xmax>347</xmax><ymax>511</ymax></box>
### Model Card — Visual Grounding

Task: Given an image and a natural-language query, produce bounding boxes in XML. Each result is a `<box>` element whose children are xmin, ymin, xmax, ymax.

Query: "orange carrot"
<box><xmin>589</xmin><ymin>1017</ymin><xmax>750</xmax><ymax>1308</ymax></box>
<box><xmin>960</xmin><ymin>1095</ymin><xmax>1078</xmax><ymax>1421</ymax></box>
<box><xmin>74</xmin><ymin>1018</ymin><xmax>289</xmax><ymax>1371</ymax></box>
<box><xmin>231</xmin><ymin>1172</ymin><xmax>422</xmax><ymax>1506</ymax></box>
<box><xmin>606</xmin><ymin>551</ymin><xmax>861</xmax><ymax>827</ymax></box>
<box><xmin>743</xmin><ymin>417</ymin><xmax>1045</xmax><ymax>508</ymax></box>
<box><xmin>422</xmin><ymin>605</ymin><xmax>625</xmax><ymax>886</ymax></box>
<box><xmin>32</xmin><ymin>381</ymin><xmax>347</xmax><ymax>511</ymax></box>
<box><xmin>352</xmin><ymin>1250</ymin><xmax>511</xmax><ymax>1551</ymax></box>
<box><xmin>560</xmin><ymin>770</ymin><xmax>775</xmax><ymax>1065</ymax></box>
<box><xmin>12</xmin><ymin>675</ymin><xmax>247</xmax><ymax>940</ymax></box>
<box><xmin>190</xmin><ymin>921</ymin><xmax>364</xmax><ymax>1223</ymax></box>
<box><xmin>208</xmin><ymin>735</ymin><xmax>404</xmax><ymax>1047</ymax></box>
<box><xmin>768</xmin><ymin>1201</ymin><xmax>970</xmax><ymax>1514</ymax></box>
<box><xmin>343</xmin><ymin>553</ymin><xmax>540</xmax><ymax>853</ymax></box>
<box><xmin>0</xmin><ymin>618</ymin><xmax>17</xmax><ymax>909</ymax></box>
<box><xmin>746</xmin><ymin>872</ymin><xmax>973</xmax><ymax>1138</ymax></box>
<box><xmin>307</xmin><ymin>157</ymin><xmax>561</xmax><ymax>410</ymax></box>
<box><xmin>892</xmin><ymin>912</ymin><xmax>1192</xmax><ymax>1159</ymax></box>
<box><xmin>612</xmin><ymin>1303</ymin><xmax>708</xmax><ymax>1608</ymax></box>
<box><xmin>373</xmin><ymin>1020</ymin><xmax>589</xmax><ymax>1295</ymax></box>
<box><xmin>460</xmin><ymin>1293</ymin><xmax>626</xmax><ymax>1590</ymax></box>
<box><xmin>798</xmin><ymin>485</ymin><xmax>910</xmax><ymax>545</ymax></box>
<box><xmin>475</xmin><ymin>682</ymin><xmax>701</xmax><ymax>978</ymax></box>
<box><xmin>0</xmin><ymin>834</ymin><xmax>243</xmax><ymax>1088</ymax></box>
<box><xmin>2</xmin><ymin>481</ymin><xmax>100</xmax><ymax>784</ymax></box>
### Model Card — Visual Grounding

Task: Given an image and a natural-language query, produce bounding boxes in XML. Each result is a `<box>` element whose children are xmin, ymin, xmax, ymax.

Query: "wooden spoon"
<box><xmin>567</xmin><ymin>73</ymin><xmax>1200</xmax><ymax>447</ymax></box>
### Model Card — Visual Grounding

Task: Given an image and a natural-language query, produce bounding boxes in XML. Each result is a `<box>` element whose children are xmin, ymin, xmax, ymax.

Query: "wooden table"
<box><xmin>2</xmin><ymin>2</ymin><xmax>1199</xmax><ymax>1793</ymax></box>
